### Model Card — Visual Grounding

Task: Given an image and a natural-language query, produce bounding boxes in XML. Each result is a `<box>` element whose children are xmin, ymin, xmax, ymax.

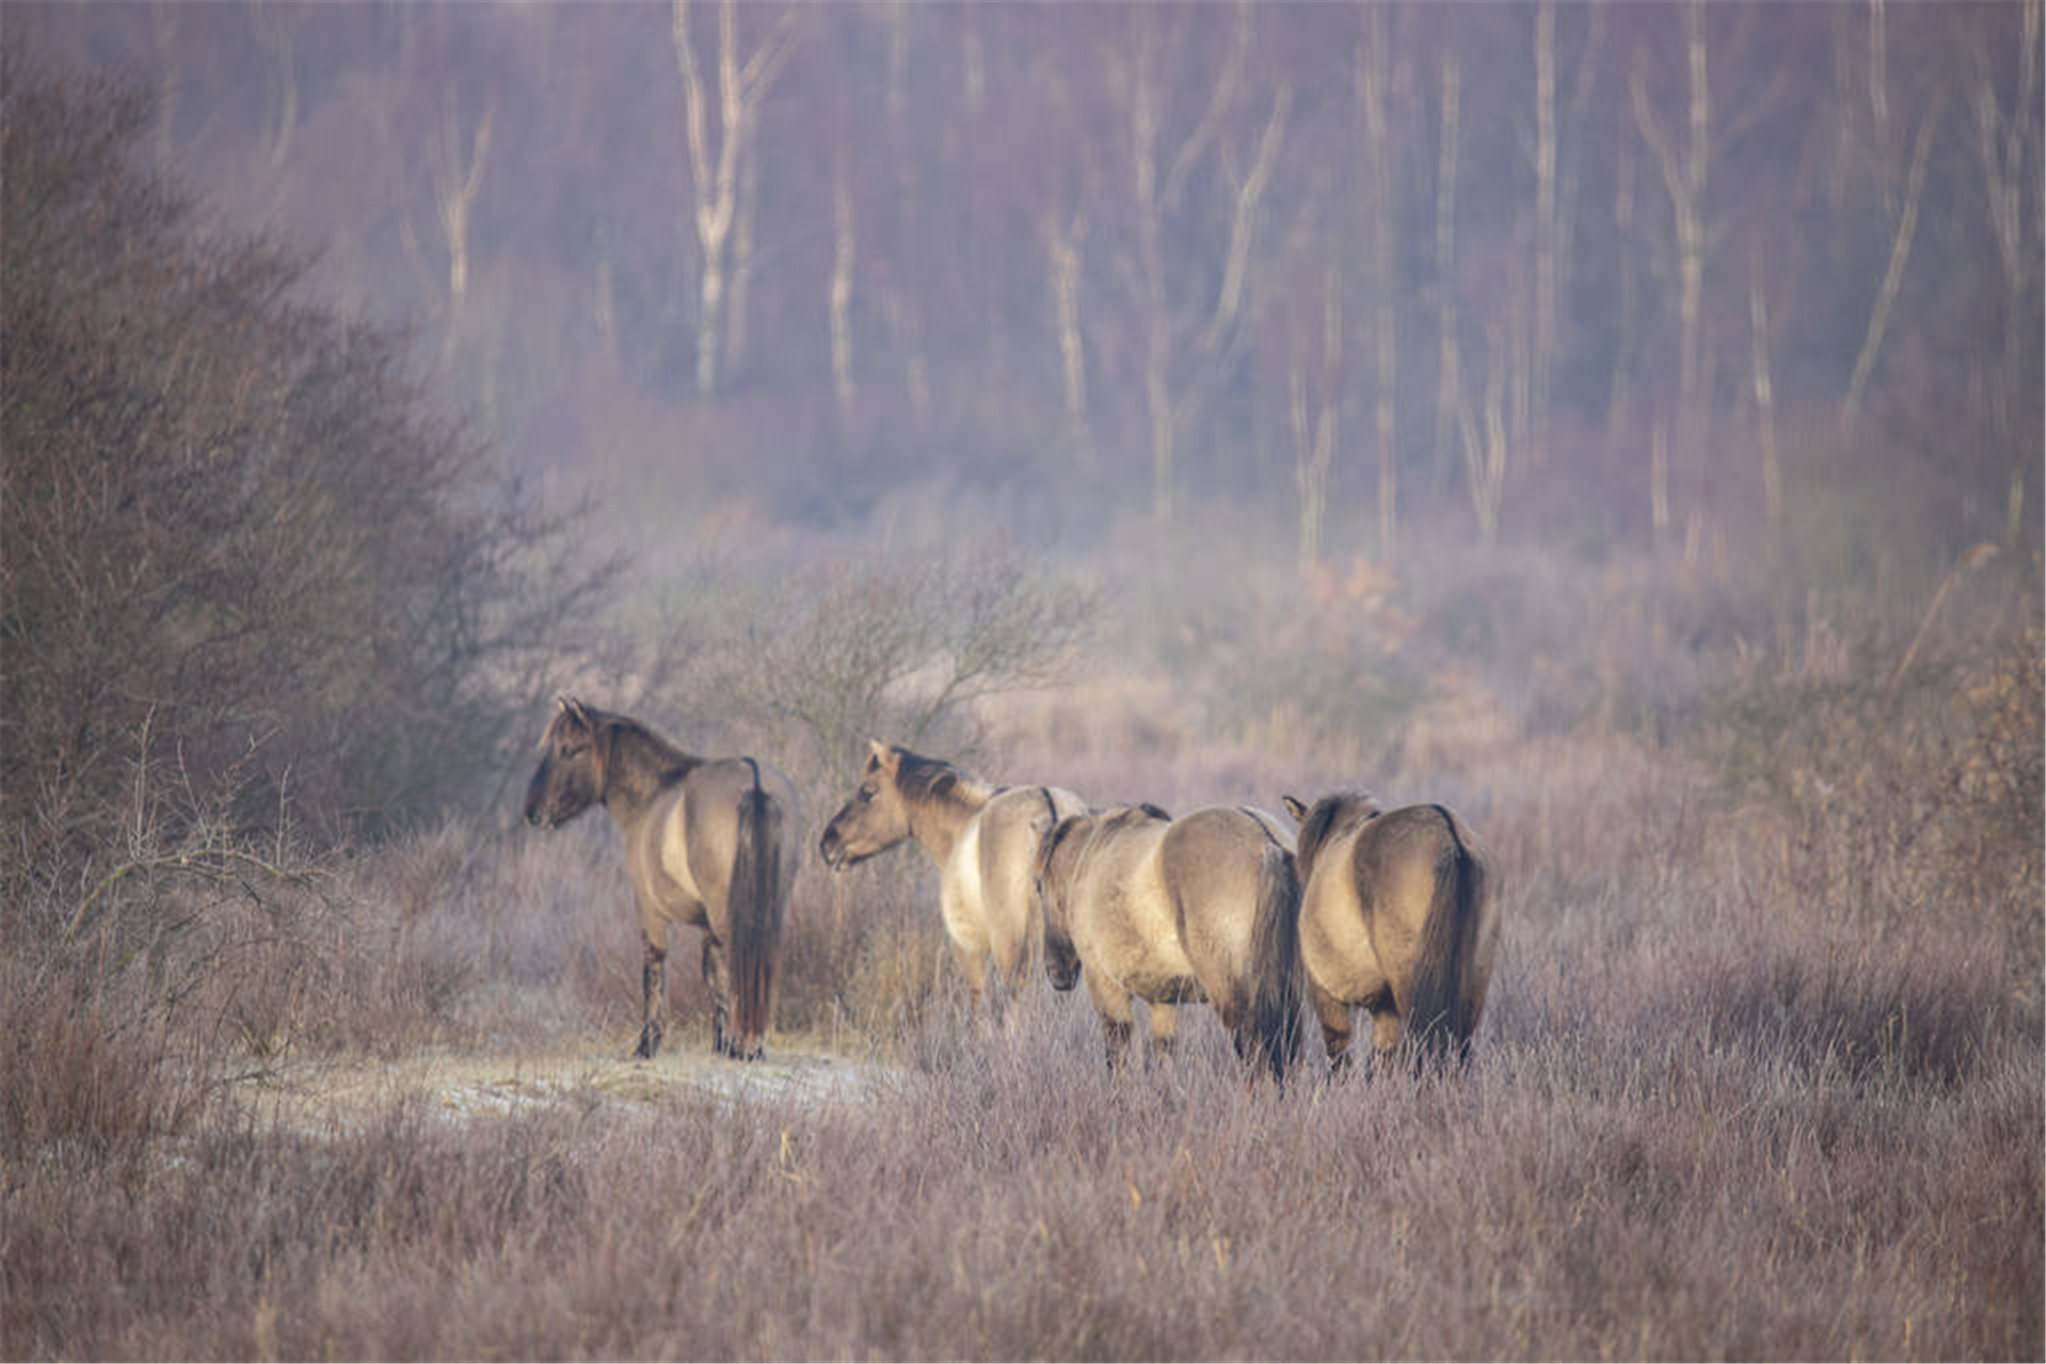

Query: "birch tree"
<box><xmin>1960</xmin><ymin>0</ymin><xmax>2042</xmax><ymax>541</ymax></box>
<box><xmin>1105</xmin><ymin>0</ymin><xmax>1290</xmax><ymax>531</ymax></box>
<box><xmin>671</xmin><ymin>0</ymin><xmax>797</xmax><ymax>397</ymax></box>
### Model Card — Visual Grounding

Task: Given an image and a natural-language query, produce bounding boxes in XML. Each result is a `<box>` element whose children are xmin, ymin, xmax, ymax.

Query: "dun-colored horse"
<box><xmin>819</xmin><ymin>740</ymin><xmax>1087</xmax><ymax>1015</ymax></box>
<box><xmin>524</xmin><ymin>697</ymin><xmax>797</xmax><ymax>1061</ymax></box>
<box><xmin>1281</xmin><ymin>793</ymin><xmax>1499</xmax><ymax>1069</ymax></box>
<box><xmin>1035</xmin><ymin>803</ymin><xmax>1304</xmax><ymax>1079</ymax></box>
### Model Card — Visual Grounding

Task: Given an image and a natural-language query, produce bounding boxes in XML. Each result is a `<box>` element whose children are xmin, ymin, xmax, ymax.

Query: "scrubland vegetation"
<box><xmin>7</xmin><ymin>516</ymin><xmax>2037</xmax><ymax>1359</ymax></box>
<box><xmin>5</xmin><ymin>12</ymin><xmax>2042</xmax><ymax>1361</ymax></box>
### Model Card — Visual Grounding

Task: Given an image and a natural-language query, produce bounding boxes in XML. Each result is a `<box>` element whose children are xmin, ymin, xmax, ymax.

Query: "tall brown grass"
<box><xmin>4</xmin><ymin>541</ymin><xmax>2039</xmax><ymax>1360</ymax></box>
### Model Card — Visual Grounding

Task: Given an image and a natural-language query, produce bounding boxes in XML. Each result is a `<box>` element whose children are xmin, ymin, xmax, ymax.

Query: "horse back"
<box><xmin>1158</xmin><ymin>807</ymin><xmax>1288</xmax><ymax>996</ymax></box>
<box><xmin>964</xmin><ymin>785</ymin><xmax>1087</xmax><ymax>937</ymax></box>
<box><xmin>1068</xmin><ymin>814</ymin><xmax>1187</xmax><ymax>997</ymax></box>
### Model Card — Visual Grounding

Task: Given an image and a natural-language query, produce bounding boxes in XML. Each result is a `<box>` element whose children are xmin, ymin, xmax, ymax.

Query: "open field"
<box><xmin>6</xmin><ymin>12</ymin><xmax>2040</xmax><ymax>1358</ymax></box>
<box><xmin>5</xmin><ymin>542</ymin><xmax>2040</xmax><ymax>1361</ymax></box>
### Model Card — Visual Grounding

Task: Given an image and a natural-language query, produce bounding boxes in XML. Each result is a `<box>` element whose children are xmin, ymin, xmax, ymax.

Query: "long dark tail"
<box><xmin>728</xmin><ymin>758</ymin><xmax>784</xmax><ymax>1056</ymax></box>
<box><xmin>1403</xmin><ymin>806</ymin><xmax>1485</xmax><ymax>1066</ymax></box>
<box><xmin>1244</xmin><ymin>841</ymin><xmax>1305</xmax><ymax>1082</ymax></box>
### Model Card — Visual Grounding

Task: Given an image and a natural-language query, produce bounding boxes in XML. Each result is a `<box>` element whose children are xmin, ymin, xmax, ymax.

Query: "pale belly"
<box><xmin>1081</xmin><ymin>891</ymin><xmax>1203</xmax><ymax>1004</ymax></box>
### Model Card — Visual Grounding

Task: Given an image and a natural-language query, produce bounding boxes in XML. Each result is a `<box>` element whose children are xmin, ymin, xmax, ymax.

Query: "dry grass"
<box><xmin>3</xmin><ymin>544</ymin><xmax>2039</xmax><ymax>1361</ymax></box>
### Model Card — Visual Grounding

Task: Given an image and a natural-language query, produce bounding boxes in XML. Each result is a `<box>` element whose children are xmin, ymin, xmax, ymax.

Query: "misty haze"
<box><xmin>3</xmin><ymin>3</ymin><xmax>2040</xmax><ymax>1359</ymax></box>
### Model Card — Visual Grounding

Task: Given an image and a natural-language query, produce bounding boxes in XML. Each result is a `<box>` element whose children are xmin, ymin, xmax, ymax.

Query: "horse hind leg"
<box><xmin>1370</xmin><ymin>1006</ymin><xmax>1405</xmax><ymax>1064</ymax></box>
<box><xmin>1086</xmin><ymin>972</ymin><xmax>1136</xmax><ymax>1071</ymax></box>
<box><xmin>636</xmin><ymin>935</ymin><xmax>668</xmax><ymax>1060</ymax></box>
<box><xmin>702</xmin><ymin>936</ymin><xmax>740</xmax><ymax>1058</ymax></box>
<box><xmin>949</xmin><ymin>937</ymin><xmax>992</xmax><ymax>1024</ymax></box>
<box><xmin>1309</xmin><ymin>978</ymin><xmax>1356</xmax><ymax>1076</ymax></box>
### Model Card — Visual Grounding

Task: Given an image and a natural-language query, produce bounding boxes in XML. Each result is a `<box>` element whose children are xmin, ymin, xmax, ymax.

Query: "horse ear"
<box><xmin>866</xmin><ymin>739</ymin><xmax>897</xmax><ymax>773</ymax></box>
<box><xmin>1282</xmin><ymin>795</ymin><xmax>1309</xmax><ymax>823</ymax></box>
<box><xmin>928</xmin><ymin>771</ymin><xmax>958</xmax><ymax>801</ymax></box>
<box><xmin>558</xmin><ymin>695</ymin><xmax>591</xmax><ymax>730</ymax></box>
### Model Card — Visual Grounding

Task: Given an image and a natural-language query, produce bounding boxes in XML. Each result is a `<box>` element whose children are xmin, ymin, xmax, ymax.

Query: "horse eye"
<box><xmin>857</xmin><ymin>786</ymin><xmax>874</xmax><ymax>804</ymax></box>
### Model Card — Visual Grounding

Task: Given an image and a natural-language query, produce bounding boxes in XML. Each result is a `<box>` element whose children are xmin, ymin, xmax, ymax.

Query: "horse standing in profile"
<box><xmin>1035</xmin><ymin>803</ymin><xmax>1304</xmax><ymax>1079</ymax></box>
<box><xmin>818</xmin><ymin>740</ymin><xmax>1087</xmax><ymax>1017</ymax></box>
<box><xmin>1281</xmin><ymin>793</ymin><xmax>1499</xmax><ymax>1070</ymax></box>
<box><xmin>524</xmin><ymin>697</ymin><xmax>797</xmax><ymax>1061</ymax></box>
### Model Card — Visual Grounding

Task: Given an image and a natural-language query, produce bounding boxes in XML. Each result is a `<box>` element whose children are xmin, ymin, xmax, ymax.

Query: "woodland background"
<box><xmin>3</xmin><ymin>4</ymin><xmax>2041</xmax><ymax>1359</ymax></box>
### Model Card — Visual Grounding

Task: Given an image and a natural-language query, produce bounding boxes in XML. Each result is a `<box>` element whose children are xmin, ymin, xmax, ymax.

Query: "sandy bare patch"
<box><xmin>237</xmin><ymin>1038</ymin><xmax>898</xmax><ymax>1134</ymax></box>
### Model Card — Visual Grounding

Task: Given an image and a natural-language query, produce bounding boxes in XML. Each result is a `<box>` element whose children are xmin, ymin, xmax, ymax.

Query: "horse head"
<box><xmin>524</xmin><ymin>695</ymin><xmax>608</xmax><ymax>829</ymax></box>
<box><xmin>818</xmin><ymin>739</ymin><xmax>921</xmax><ymax>869</ymax></box>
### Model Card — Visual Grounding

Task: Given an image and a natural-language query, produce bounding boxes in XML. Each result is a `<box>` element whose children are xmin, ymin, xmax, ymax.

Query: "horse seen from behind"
<box><xmin>1035</xmin><ymin>802</ymin><xmax>1304</xmax><ymax>1080</ymax></box>
<box><xmin>525</xmin><ymin>696</ymin><xmax>797</xmax><ymax>1061</ymax></box>
<box><xmin>818</xmin><ymin>740</ymin><xmax>1087</xmax><ymax>1017</ymax></box>
<box><xmin>1281</xmin><ymin>793</ymin><xmax>1499</xmax><ymax>1071</ymax></box>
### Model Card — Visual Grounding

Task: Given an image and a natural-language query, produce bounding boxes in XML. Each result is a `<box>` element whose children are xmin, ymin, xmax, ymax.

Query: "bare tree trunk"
<box><xmin>432</xmin><ymin>93</ymin><xmax>494</xmax><ymax>370</ymax></box>
<box><xmin>1609</xmin><ymin>111</ymin><xmax>1638</xmax><ymax>438</ymax></box>
<box><xmin>671</xmin><ymin>0</ymin><xmax>796</xmax><ymax>398</ymax></box>
<box><xmin>249</xmin><ymin>0</ymin><xmax>299</xmax><ymax>171</ymax></box>
<box><xmin>1650</xmin><ymin>417</ymin><xmax>1671</xmax><ymax>550</ymax></box>
<box><xmin>594</xmin><ymin>225</ymin><xmax>621</xmax><ymax>374</ymax></box>
<box><xmin>1360</xmin><ymin>5</ymin><xmax>1397</xmax><ymax>559</ymax></box>
<box><xmin>727</xmin><ymin>138</ymin><xmax>760</xmax><ymax>379</ymax></box>
<box><xmin>1461</xmin><ymin>321</ymin><xmax>1508</xmax><ymax>546</ymax></box>
<box><xmin>1114</xmin><ymin>1</ymin><xmax>1281</xmax><ymax>534</ymax></box>
<box><xmin>1292</xmin><ymin>270</ymin><xmax>1343</xmax><ymax>572</ymax></box>
<box><xmin>830</xmin><ymin>130</ymin><xmax>857</xmax><ymax>421</ymax></box>
<box><xmin>1749</xmin><ymin>252</ymin><xmax>1783</xmax><ymax>531</ymax></box>
<box><xmin>1630</xmin><ymin>2</ymin><xmax>1711</xmax><ymax>548</ymax></box>
<box><xmin>1433</xmin><ymin>52</ymin><xmax>1463</xmax><ymax>494</ymax></box>
<box><xmin>1532</xmin><ymin>0</ymin><xmax>1557</xmax><ymax>456</ymax></box>
<box><xmin>1043</xmin><ymin>208</ymin><xmax>1090</xmax><ymax>456</ymax></box>
<box><xmin>152</xmin><ymin>3</ymin><xmax>179</xmax><ymax>175</ymax></box>
<box><xmin>1844</xmin><ymin>99</ymin><xmax>1939</xmax><ymax>424</ymax></box>
<box><xmin>885</xmin><ymin>0</ymin><xmax>931</xmax><ymax>427</ymax></box>
<box><xmin>1963</xmin><ymin>0</ymin><xmax>2041</xmax><ymax>542</ymax></box>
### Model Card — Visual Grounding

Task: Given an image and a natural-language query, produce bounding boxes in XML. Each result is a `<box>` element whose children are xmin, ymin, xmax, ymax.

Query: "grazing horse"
<box><xmin>818</xmin><ymin>740</ymin><xmax>1087</xmax><ymax>1015</ymax></box>
<box><xmin>1035</xmin><ymin>803</ymin><xmax>1304</xmax><ymax>1079</ymax></box>
<box><xmin>524</xmin><ymin>697</ymin><xmax>797</xmax><ymax>1061</ymax></box>
<box><xmin>1281</xmin><ymin>793</ymin><xmax>1499</xmax><ymax>1069</ymax></box>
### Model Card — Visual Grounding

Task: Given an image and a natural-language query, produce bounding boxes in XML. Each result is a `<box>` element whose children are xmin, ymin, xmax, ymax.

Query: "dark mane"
<box><xmin>892</xmin><ymin>746</ymin><xmax>965</xmax><ymax>802</ymax></box>
<box><xmin>1294</xmin><ymin>791</ymin><xmax>1371</xmax><ymax>883</ymax></box>
<box><xmin>1104</xmin><ymin>801</ymin><xmax>1171</xmax><ymax>830</ymax></box>
<box><xmin>886</xmin><ymin>744</ymin><xmax>996</xmax><ymax>809</ymax></box>
<box><xmin>604</xmin><ymin>714</ymin><xmax>699</xmax><ymax>788</ymax></box>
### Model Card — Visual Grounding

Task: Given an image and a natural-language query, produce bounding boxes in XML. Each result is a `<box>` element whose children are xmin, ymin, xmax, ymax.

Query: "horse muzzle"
<box><xmin>818</xmin><ymin>830</ymin><xmax>865</xmax><ymax>870</ymax></box>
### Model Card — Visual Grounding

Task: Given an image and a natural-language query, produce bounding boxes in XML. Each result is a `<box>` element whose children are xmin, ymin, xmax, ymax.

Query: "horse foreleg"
<box><xmin>636</xmin><ymin>936</ymin><xmax>668</xmax><ymax>1060</ymax></box>
<box><xmin>1146</xmin><ymin>1002</ymin><xmax>1179</xmax><ymax>1066</ymax></box>
<box><xmin>949</xmin><ymin>938</ymin><xmax>991</xmax><ymax>1023</ymax></box>
<box><xmin>1086</xmin><ymin>972</ymin><xmax>1135</xmax><ymax>1070</ymax></box>
<box><xmin>702</xmin><ymin>936</ymin><xmax>734</xmax><ymax>1057</ymax></box>
<box><xmin>1369</xmin><ymin>1007</ymin><xmax>1404</xmax><ymax>1059</ymax></box>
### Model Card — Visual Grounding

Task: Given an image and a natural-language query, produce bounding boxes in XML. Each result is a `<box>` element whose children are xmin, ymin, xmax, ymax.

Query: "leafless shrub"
<box><xmin>1</xmin><ymin>50</ymin><xmax>607</xmax><ymax>912</ymax></box>
<box><xmin>629</xmin><ymin>547</ymin><xmax>1094</xmax><ymax>799</ymax></box>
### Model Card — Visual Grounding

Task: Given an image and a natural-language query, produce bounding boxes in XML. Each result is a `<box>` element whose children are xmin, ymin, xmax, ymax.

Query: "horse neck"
<box><xmin>600</xmin><ymin>720</ymin><xmax>699</xmax><ymax>827</ymax></box>
<box><xmin>906</xmin><ymin>779</ymin><xmax>992</xmax><ymax>868</ymax></box>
